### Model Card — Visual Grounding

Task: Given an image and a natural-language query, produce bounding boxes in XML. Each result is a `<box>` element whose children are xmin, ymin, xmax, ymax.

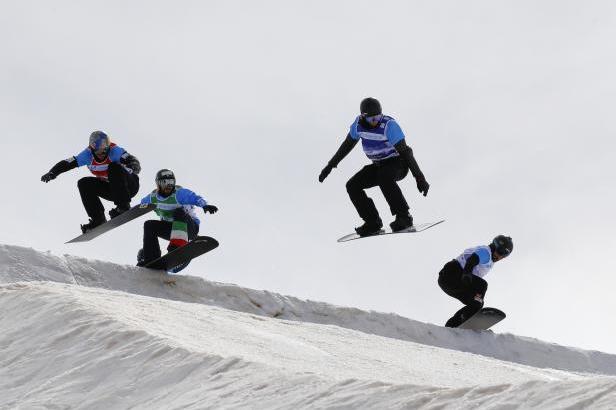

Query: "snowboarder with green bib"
<box><xmin>137</xmin><ymin>169</ymin><xmax>218</xmax><ymax>267</ymax></box>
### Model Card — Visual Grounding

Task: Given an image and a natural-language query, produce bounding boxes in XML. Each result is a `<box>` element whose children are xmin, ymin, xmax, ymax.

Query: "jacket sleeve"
<box><xmin>394</xmin><ymin>140</ymin><xmax>425</xmax><ymax>180</ymax></box>
<box><xmin>176</xmin><ymin>188</ymin><xmax>207</xmax><ymax>207</ymax></box>
<box><xmin>48</xmin><ymin>157</ymin><xmax>79</xmax><ymax>176</ymax></box>
<box><xmin>140</xmin><ymin>193</ymin><xmax>152</xmax><ymax>206</ymax></box>
<box><xmin>327</xmin><ymin>134</ymin><xmax>358</xmax><ymax>168</ymax></box>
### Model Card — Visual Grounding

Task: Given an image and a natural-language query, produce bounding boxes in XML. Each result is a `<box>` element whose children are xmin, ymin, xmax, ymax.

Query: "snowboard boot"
<box><xmin>80</xmin><ymin>214</ymin><xmax>107</xmax><ymax>234</ymax></box>
<box><xmin>354</xmin><ymin>218</ymin><xmax>383</xmax><ymax>237</ymax></box>
<box><xmin>136</xmin><ymin>248</ymin><xmax>146</xmax><ymax>267</ymax></box>
<box><xmin>445</xmin><ymin>316</ymin><xmax>460</xmax><ymax>328</ymax></box>
<box><xmin>390</xmin><ymin>212</ymin><xmax>413</xmax><ymax>232</ymax></box>
<box><xmin>109</xmin><ymin>203</ymin><xmax>130</xmax><ymax>219</ymax></box>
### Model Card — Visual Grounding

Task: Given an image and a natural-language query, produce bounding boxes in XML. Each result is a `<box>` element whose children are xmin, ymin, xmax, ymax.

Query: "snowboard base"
<box><xmin>144</xmin><ymin>236</ymin><xmax>219</xmax><ymax>272</ymax></box>
<box><xmin>67</xmin><ymin>203</ymin><xmax>155</xmax><ymax>243</ymax></box>
<box><xmin>337</xmin><ymin>220</ymin><xmax>445</xmax><ymax>243</ymax></box>
<box><xmin>457</xmin><ymin>307</ymin><xmax>506</xmax><ymax>330</ymax></box>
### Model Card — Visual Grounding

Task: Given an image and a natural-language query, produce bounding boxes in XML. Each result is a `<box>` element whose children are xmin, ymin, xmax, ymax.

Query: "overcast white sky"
<box><xmin>1</xmin><ymin>0</ymin><xmax>615</xmax><ymax>354</ymax></box>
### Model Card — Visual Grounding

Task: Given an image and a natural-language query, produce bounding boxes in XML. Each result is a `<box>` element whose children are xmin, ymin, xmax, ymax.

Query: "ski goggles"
<box><xmin>157</xmin><ymin>178</ymin><xmax>175</xmax><ymax>189</ymax></box>
<box><xmin>362</xmin><ymin>114</ymin><xmax>383</xmax><ymax>124</ymax></box>
<box><xmin>90</xmin><ymin>138</ymin><xmax>110</xmax><ymax>155</ymax></box>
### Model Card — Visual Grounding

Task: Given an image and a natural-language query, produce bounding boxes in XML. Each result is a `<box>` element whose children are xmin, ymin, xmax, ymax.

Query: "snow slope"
<box><xmin>1</xmin><ymin>244</ymin><xmax>614</xmax><ymax>375</ymax></box>
<box><xmin>1</xmin><ymin>244</ymin><xmax>616</xmax><ymax>409</ymax></box>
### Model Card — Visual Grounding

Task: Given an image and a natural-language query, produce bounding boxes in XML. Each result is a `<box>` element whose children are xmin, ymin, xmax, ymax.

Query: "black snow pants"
<box><xmin>345</xmin><ymin>156</ymin><xmax>409</xmax><ymax>223</ymax></box>
<box><xmin>142</xmin><ymin>209</ymin><xmax>199</xmax><ymax>264</ymax></box>
<box><xmin>78</xmin><ymin>163</ymin><xmax>139</xmax><ymax>220</ymax></box>
<box><xmin>438</xmin><ymin>260</ymin><xmax>488</xmax><ymax>328</ymax></box>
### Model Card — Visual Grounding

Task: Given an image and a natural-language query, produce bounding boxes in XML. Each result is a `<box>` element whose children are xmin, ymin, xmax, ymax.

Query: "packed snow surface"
<box><xmin>1</xmin><ymin>244</ymin><xmax>616</xmax><ymax>409</ymax></box>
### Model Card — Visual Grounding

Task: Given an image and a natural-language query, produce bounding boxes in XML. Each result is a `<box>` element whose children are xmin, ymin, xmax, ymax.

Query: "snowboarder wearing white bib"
<box><xmin>318</xmin><ymin>97</ymin><xmax>430</xmax><ymax>237</ymax></box>
<box><xmin>137</xmin><ymin>169</ymin><xmax>218</xmax><ymax>267</ymax></box>
<box><xmin>438</xmin><ymin>235</ymin><xmax>513</xmax><ymax>328</ymax></box>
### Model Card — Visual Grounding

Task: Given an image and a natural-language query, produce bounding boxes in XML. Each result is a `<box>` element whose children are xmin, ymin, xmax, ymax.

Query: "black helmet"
<box><xmin>360</xmin><ymin>97</ymin><xmax>382</xmax><ymax>116</ymax></box>
<box><xmin>492</xmin><ymin>235</ymin><xmax>513</xmax><ymax>256</ymax></box>
<box><xmin>155</xmin><ymin>169</ymin><xmax>176</xmax><ymax>191</ymax></box>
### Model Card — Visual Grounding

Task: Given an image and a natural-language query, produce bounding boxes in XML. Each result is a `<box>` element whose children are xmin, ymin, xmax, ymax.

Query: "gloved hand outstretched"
<box><xmin>416</xmin><ymin>177</ymin><xmax>430</xmax><ymax>196</ymax></box>
<box><xmin>41</xmin><ymin>172</ymin><xmax>56</xmax><ymax>183</ymax></box>
<box><xmin>203</xmin><ymin>205</ymin><xmax>218</xmax><ymax>214</ymax></box>
<box><xmin>319</xmin><ymin>164</ymin><xmax>333</xmax><ymax>183</ymax></box>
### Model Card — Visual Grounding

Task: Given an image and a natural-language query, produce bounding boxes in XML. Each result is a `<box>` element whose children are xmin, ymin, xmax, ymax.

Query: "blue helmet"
<box><xmin>89</xmin><ymin>131</ymin><xmax>110</xmax><ymax>154</ymax></box>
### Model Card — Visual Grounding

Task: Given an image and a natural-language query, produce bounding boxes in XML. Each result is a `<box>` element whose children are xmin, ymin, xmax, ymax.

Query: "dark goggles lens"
<box><xmin>90</xmin><ymin>137</ymin><xmax>109</xmax><ymax>151</ymax></box>
<box><xmin>157</xmin><ymin>178</ymin><xmax>175</xmax><ymax>188</ymax></box>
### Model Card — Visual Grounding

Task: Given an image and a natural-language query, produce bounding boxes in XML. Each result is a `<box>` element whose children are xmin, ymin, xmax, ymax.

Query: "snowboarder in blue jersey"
<box><xmin>438</xmin><ymin>235</ymin><xmax>513</xmax><ymax>328</ymax></box>
<box><xmin>318</xmin><ymin>98</ymin><xmax>430</xmax><ymax>236</ymax></box>
<box><xmin>137</xmin><ymin>169</ymin><xmax>218</xmax><ymax>267</ymax></box>
<box><xmin>41</xmin><ymin>131</ymin><xmax>141</xmax><ymax>233</ymax></box>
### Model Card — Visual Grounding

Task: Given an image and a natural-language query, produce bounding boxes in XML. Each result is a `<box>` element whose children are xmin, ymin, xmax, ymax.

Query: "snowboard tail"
<box><xmin>457</xmin><ymin>307</ymin><xmax>506</xmax><ymax>330</ymax></box>
<box><xmin>144</xmin><ymin>236</ymin><xmax>219</xmax><ymax>272</ymax></box>
<box><xmin>337</xmin><ymin>220</ymin><xmax>445</xmax><ymax>243</ymax></box>
<box><xmin>67</xmin><ymin>203</ymin><xmax>156</xmax><ymax>243</ymax></box>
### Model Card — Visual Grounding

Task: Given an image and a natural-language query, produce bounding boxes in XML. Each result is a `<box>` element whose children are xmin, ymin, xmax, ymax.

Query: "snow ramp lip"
<box><xmin>1</xmin><ymin>243</ymin><xmax>616</xmax><ymax>377</ymax></box>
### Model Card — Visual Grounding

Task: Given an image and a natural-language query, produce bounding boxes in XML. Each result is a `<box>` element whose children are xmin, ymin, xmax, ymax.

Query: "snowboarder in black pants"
<box><xmin>319</xmin><ymin>98</ymin><xmax>430</xmax><ymax>236</ymax></box>
<box><xmin>41</xmin><ymin>131</ymin><xmax>141</xmax><ymax>232</ymax></box>
<box><xmin>137</xmin><ymin>169</ymin><xmax>218</xmax><ymax>268</ymax></box>
<box><xmin>438</xmin><ymin>235</ymin><xmax>513</xmax><ymax>327</ymax></box>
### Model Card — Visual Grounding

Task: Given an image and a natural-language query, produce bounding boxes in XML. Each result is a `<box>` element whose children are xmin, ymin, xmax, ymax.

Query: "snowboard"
<box><xmin>144</xmin><ymin>236</ymin><xmax>219</xmax><ymax>272</ymax></box>
<box><xmin>458</xmin><ymin>307</ymin><xmax>506</xmax><ymax>330</ymax></box>
<box><xmin>66</xmin><ymin>203</ymin><xmax>156</xmax><ymax>244</ymax></box>
<box><xmin>337</xmin><ymin>220</ymin><xmax>445</xmax><ymax>243</ymax></box>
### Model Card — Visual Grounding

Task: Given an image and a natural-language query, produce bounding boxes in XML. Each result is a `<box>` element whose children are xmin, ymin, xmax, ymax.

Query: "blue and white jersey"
<box><xmin>140</xmin><ymin>187</ymin><xmax>208</xmax><ymax>225</ymax></box>
<box><xmin>456</xmin><ymin>245</ymin><xmax>494</xmax><ymax>278</ymax></box>
<box><xmin>349</xmin><ymin>115</ymin><xmax>406</xmax><ymax>162</ymax></box>
<box><xmin>74</xmin><ymin>144</ymin><xmax>130</xmax><ymax>179</ymax></box>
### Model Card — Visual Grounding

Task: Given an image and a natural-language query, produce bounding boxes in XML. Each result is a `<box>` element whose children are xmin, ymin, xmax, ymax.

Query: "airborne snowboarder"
<box><xmin>137</xmin><ymin>169</ymin><xmax>218</xmax><ymax>268</ymax></box>
<box><xmin>318</xmin><ymin>97</ymin><xmax>430</xmax><ymax>236</ymax></box>
<box><xmin>438</xmin><ymin>235</ymin><xmax>513</xmax><ymax>328</ymax></box>
<box><xmin>41</xmin><ymin>131</ymin><xmax>141</xmax><ymax>233</ymax></box>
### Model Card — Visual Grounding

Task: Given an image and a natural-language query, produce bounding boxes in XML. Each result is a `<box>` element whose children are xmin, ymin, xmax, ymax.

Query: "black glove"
<box><xmin>203</xmin><ymin>205</ymin><xmax>218</xmax><ymax>214</ymax></box>
<box><xmin>416</xmin><ymin>177</ymin><xmax>430</xmax><ymax>196</ymax></box>
<box><xmin>461</xmin><ymin>273</ymin><xmax>473</xmax><ymax>287</ymax></box>
<box><xmin>41</xmin><ymin>172</ymin><xmax>56</xmax><ymax>183</ymax></box>
<box><xmin>319</xmin><ymin>164</ymin><xmax>333</xmax><ymax>183</ymax></box>
<box><xmin>123</xmin><ymin>154</ymin><xmax>141</xmax><ymax>175</ymax></box>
